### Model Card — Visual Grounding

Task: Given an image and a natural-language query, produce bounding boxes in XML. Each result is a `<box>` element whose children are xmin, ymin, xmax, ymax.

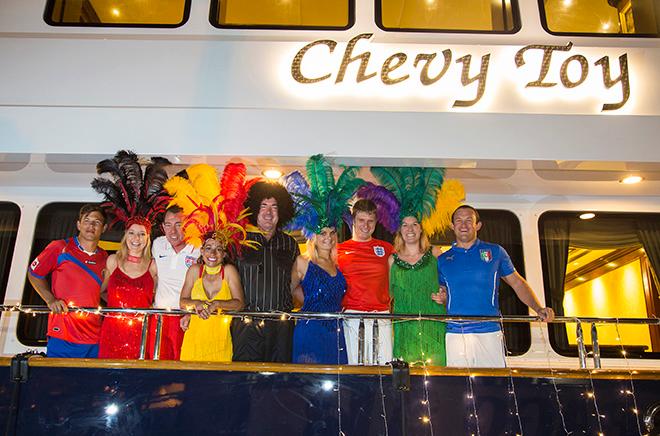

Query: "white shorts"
<box><xmin>343</xmin><ymin>310</ymin><xmax>393</xmax><ymax>365</ymax></box>
<box><xmin>446</xmin><ymin>331</ymin><xmax>506</xmax><ymax>368</ymax></box>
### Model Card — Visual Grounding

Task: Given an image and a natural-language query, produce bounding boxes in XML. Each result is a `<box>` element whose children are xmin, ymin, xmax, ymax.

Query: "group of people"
<box><xmin>28</xmin><ymin>152</ymin><xmax>554</xmax><ymax>368</ymax></box>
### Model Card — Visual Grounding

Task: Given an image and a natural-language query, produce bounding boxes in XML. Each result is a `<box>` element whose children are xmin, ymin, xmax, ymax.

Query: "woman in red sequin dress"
<box><xmin>98</xmin><ymin>221</ymin><xmax>158</xmax><ymax>359</ymax></box>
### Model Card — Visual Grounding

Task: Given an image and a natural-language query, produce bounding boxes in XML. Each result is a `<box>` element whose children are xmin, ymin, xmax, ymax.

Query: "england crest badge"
<box><xmin>185</xmin><ymin>255</ymin><xmax>197</xmax><ymax>268</ymax></box>
<box><xmin>373</xmin><ymin>246</ymin><xmax>386</xmax><ymax>257</ymax></box>
<box><xmin>480</xmin><ymin>249</ymin><xmax>492</xmax><ymax>263</ymax></box>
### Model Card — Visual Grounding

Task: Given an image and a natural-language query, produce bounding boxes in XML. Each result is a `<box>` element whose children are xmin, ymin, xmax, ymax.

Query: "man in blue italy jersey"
<box><xmin>435</xmin><ymin>205</ymin><xmax>554</xmax><ymax>368</ymax></box>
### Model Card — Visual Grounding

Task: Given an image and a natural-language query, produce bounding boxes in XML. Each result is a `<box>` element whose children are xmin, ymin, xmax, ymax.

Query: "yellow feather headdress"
<box><xmin>165</xmin><ymin>163</ymin><xmax>258</xmax><ymax>254</ymax></box>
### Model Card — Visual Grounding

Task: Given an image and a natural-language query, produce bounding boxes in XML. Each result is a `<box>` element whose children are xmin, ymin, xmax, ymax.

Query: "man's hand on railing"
<box><xmin>535</xmin><ymin>307</ymin><xmax>555</xmax><ymax>322</ymax></box>
<box><xmin>46</xmin><ymin>299</ymin><xmax>69</xmax><ymax>314</ymax></box>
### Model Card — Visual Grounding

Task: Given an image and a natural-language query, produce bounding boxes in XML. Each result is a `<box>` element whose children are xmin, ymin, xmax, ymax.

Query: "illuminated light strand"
<box><xmin>459</xmin><ymin>324</ymin><xmax>481</xmax><ymax>436</ymax></box>
<box><xmin>499</xmin><ymin>316</ymin><xmax>523</xmax><ymax>435</ymax></box>
<box><xmin>336</xmin><ymin>320</ymin><xmax>343</xmax><ymax>436</ymax></box>
<box><xmin>584</xmin><ymin>338</ymin><xmax>604</xmax><ymax>436</ymax></box>
<box><xmin>377</xmin><ymin>364</ymin><xmax>390</xmax><ymax>436</ymax></box>
<box><xmin>536</xmin><ymin>321</ymin><xmax>570</xmax><ymax>435</ymax></box>
<box><xmin>418</xmin><ymin>311</ymin><xmax>434</xmax><ymax>435</ymax></box>
<box><xmin>613</xmin><ymin>320</ymin><xmax>643</xmax><ymax>435</ymax></box>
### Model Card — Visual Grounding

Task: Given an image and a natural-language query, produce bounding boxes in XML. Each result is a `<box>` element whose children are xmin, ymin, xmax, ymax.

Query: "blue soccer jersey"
<box><xmin>437</xmin><ymin>239</ymin><xmax>515</xmax><ymax>333</ymax></box>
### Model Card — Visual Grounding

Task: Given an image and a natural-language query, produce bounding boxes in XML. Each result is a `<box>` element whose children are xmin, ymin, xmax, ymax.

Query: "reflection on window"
<box><xmin>377</xmin><ymin>0</ymin><xmax>519</xmax><ymax>32</ymax></box>
<box><xmin>0</xmin><ymin>203</ymin><xmax>20</xmax><ymax>321</ymax></box>
<box><xmin>431</xmin><ymin>209</ymin><xmax>530</xmax><ymax>356</ymax></box>
<box><xmin>541</xmin><ymin>0</ymin><xmax>660</xmax><ymax>36</ymax></box>
<box><xmin>211</xmin><ymin>0</ymin><xmax>351</xmax><ymax>29</ymax></box>
<box><xmin>539</xmin><ymin>212</ymin><xmax>660</xmax><ymax>359</ymax></box>
<box><xmin>18</xmin><ymin>203</ymin><xmax>121</xmax><ymax>347</ymax></box>
<box><xmin>45</xmin><ymin>0</ymin><xmax>190</xmax><ymax>26</ymax></box>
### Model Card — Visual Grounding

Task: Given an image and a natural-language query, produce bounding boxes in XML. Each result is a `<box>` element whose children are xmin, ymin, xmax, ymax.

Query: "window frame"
<box><xmin>537</xmin><ymin>0</ymin><xmax>660</xmax><ymax>38</ymax></box>
<box><xmin>538</xmin><ymin>210</ymin><xmax>660</xmax><ymax>359</ymax></box>
<box><xmin>209</xmin><ymin>0</ymin><xmax>356</xmax><ymax>31</ymax></box>
<box><xmin>43</xmin><ymin>0</ymin><xmax>192</xmax><ymax>28</ymax></box>
<box><xmin>374</xmin><ymin>0</ymin><xmax>522</xmax><ymax>34</ymax></box>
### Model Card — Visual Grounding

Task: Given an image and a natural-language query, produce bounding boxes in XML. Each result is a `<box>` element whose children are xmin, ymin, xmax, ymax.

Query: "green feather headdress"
<box><xmin>370</xmin><ymin>166</ymin><xmax>465</xmax><ymax>234</ymax></box>
<box><xmin>284</xmin><ymin>155</ymin><xmax>365</xmax><ymax>238</ymax></box>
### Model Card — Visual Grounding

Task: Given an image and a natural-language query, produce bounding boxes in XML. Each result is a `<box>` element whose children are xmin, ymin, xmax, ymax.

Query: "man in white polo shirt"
<box><xmin>152</xmin><ymin>205</ymin><xmax>200</xmax><ymax>360</ymax></box>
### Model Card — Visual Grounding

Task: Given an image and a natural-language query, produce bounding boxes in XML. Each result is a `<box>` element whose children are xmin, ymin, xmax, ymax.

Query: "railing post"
<box><xmin>153</xmin><ymin>314</ymin><xmax>163</xmax><ymax>361</ymax></box>
<box><xmin>138</xmin><ymin>314</ymin><xmax>149</xmax><ymax>360</ymax></box>
<box><xmin>358</xmin><ymin>318</ymin><xmax>365</xmax><ymax>365</ymax></box>
<box><xmin>576</xmin><ymin>321</ymin><xmax>587</xmax><ymax>369</ymax></box>
<box><xmin>591</xmin><ymin>323</ymin><xmax>601</xmax><ymax>369</ymax></box>
<box><xmin>373</xmin><ymin>320</ymin><xmax>379</xmax><ymax>365</ymax></box>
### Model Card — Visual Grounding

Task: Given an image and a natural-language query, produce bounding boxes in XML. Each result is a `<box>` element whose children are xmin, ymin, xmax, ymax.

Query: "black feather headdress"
<box><xmin>91</xmin><ymin>150</ymin><xmax>171</xmax><ymax>232</ymax></box>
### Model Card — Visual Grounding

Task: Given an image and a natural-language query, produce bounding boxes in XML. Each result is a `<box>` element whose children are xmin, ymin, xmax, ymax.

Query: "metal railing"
<box><xmin>4</xmin><ymin>304</ymin><xmax>660</xmax><ymax>368</ymax></box>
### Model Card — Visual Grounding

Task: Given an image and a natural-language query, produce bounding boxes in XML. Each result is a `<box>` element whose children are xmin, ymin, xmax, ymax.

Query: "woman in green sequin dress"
<box><xmin>389</xmin><ymin>216</ymin><xmax>446</xmax><ymax>366</ymax></box>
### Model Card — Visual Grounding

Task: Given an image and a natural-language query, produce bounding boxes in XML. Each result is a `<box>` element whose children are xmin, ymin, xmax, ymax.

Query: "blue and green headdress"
<box><xmin>370</xmin><ymin>167</ymin><xmax>465</xmax><ymax>235</ymax></box>
<box><xmin>284</xmin><ymin>155</ymin><xmax>366</xmax><ymax>239</ymax></box>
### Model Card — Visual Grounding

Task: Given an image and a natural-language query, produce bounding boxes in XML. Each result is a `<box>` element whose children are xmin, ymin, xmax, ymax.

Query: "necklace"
<box><xmin>204</xmin><ymin>264</ymin><xmax>222</xmax><ymax>275</ymax></box>
<box><xmin>127</xmin><ymin>254</ymin><xmax>142</xmax><ymax>264</ymax></box>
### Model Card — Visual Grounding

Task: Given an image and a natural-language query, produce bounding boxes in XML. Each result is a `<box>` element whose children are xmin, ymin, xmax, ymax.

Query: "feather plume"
<box><xmin>284</xmin><ymin>156</ymin><xmax>364</xmax><ymax>238</ymax></box>
<box><xmin>421</xmin><ymin>179</ymin><xmax>465</xmax><ymax>236</ymax></box>
<box><xmin>168</xmin><ymin>162</ymin><xmax>255</xmax><ymax>256</ymax></box>
<box><xmin>370</xmin><ymin>166</ymin><xmax>445</xmax><ymax>223</ymax></box>
<box><xmin>306</xmin><ymin>154</ymin><xmax>335</xmax><ymax>201</ymax></box>
<box><xmin>352</xmin><ymin>182</ymin><xmax>400</xmax><ymax>233</ymax></box>
<box><xmin>92</xmin><ymin>150</ymin><xmax>170</xmax><ymax>230</ymax></box>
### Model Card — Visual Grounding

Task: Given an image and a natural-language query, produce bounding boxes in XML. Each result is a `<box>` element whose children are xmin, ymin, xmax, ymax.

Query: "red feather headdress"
<box><xmin>164</xmin><ymin>163</ymin><xmax>258</xmax><ymax>256</ymax></box>
<box><xmin>91</xmin><ymin>150</ymin><xmax>171</xmax><ymax>233</ymax></box>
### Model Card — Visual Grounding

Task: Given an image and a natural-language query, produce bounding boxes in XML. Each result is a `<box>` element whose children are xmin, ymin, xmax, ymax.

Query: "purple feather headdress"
<box><xmin>343</xmin><ymin>182</ymin><xmax>400</xmax><ymax>233</ymax></box>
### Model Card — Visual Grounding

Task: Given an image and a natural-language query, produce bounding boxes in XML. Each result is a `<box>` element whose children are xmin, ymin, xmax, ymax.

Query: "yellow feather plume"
<box><xmin>421</xmin><ymin>179</ymin><xmax>465</xmax><ymax>236</ymax></box>
<box><xmin>186</xmin><ymin>164</ymin><xmax>220</xmax><ymax>204</ymax></box>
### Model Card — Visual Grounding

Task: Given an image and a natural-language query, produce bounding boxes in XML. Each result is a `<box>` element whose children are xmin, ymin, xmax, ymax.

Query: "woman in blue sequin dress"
<box><xmin>291</xmin><ymin>227</ymin><xmax>348</xmax><ymax>364</ymax></box>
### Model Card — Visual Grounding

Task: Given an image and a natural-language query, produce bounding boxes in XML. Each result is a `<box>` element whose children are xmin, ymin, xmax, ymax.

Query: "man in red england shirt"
<box><xmin>28</xmin><ymin>204</ymin><xmax>108</xmax><ymax>358</ymax></box>
<box><xmin>338</xmin><ymin>199</ymin><xmax>394</xmax><ymax>365</ymax></box>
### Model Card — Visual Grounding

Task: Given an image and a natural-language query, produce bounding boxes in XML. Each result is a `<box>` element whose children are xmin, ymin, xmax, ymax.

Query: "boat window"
<box><xmin>210</xmin><ymin>0</ymin><xmax>353</xmax><ymax>29</ymax></box>
<box><xmin>0</xmin><ymin>203</ymin><xmax>20</xmax><ymax>322</ymax></box>
<box><xmin>431</xmin><ymin>209</ymin><xmax>530</xmax><ymax>356</ymax></box>
<box><xmin>44</xmin><ymin>0</ymin><xmax>191</xmax><ymax>27</ymax></box>
<box><xmin>540</xmin><ymin>0</ymin><xmax>660</xmax><ymax>37</ymax></box>
<box><xmin>539</xmin><ymin>211</ymin><xmax>660</xmax><ymax>359</ymax></box>
<box><xmin>376</xmin><ymin>0</ymin><xmax>520</xmax><ymax>33</ymax></box>
<box><xmin>18</xmin><ymin>203</ymin><xmax>122</xmax><ymax>347</ymax></box>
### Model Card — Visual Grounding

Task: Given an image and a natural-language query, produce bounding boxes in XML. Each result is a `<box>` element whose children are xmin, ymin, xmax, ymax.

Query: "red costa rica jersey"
<box><xmin>337</xmin><ymin>238</ymin><xmax>393</xmax><ymax>311</ymax></box>
<box><xmin>29</xmin><ymin>237</ymin><xmax>107</xmax><ymax>344</ymax></box>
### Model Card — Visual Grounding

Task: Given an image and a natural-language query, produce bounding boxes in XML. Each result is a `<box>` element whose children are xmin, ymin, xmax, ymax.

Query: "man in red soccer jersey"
<box><xmin>28</xmin><ymin>204</ymin><xmax>108</xmax><ymax>358</ymax></box>
<box><xmin>338</xmin><ymin>199</ymin><xmax>394</xmax><ymax>365</ymax></box>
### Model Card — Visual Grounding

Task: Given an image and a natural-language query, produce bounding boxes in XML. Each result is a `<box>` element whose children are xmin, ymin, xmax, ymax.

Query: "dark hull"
<box><xmin>0</xmin><ymin>358</ymin><xmax>657</xmax><ymax>435</ymax></box>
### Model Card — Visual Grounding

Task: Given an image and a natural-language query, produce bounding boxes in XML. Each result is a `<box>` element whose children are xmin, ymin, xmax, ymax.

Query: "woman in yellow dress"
<box><xmin>179</xmin><ymin>237</ymin><xmax>244</xmax><ymax>361</ymax></box>
<box><xmin>164</xmin><ymin>162</ymin><xmax>255</xmax><ymax>362</ymax></box>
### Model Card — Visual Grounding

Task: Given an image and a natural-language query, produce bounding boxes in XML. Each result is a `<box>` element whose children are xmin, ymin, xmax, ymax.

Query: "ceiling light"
<box><xmin>262</xmin><ymin>169</ymin><xmax>282</xmax><ymax>180</ymax></box>
<box><xmin>579</xmin><ymin>213</ymin><xmax>595</xmax><ymax>220</ymax></box>
<box><xmin>620</xmin><ymin>175</ymin><xmax>643</xmax><ymax>184</ymax></box>
<box><xmin>111</xmin><ymin>8</ymin><xmax>120</xmax><ymax>17</ymax></box>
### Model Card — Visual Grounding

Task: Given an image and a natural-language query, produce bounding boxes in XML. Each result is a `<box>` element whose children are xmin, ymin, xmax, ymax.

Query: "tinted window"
<box><xmin>540</xmin><ymin>0</ymin><xmax>660</xmax><ymax>37</ymax></box>
<box><xmin>45</xmin><ymin>0</ymin><xmax>190</xmax><ymax>27</ymax></box>
<box><xmin>211</xmin><ymin>0</ymin><xmax>353</xmax><ymax>29</ymax></box>
<box><xmin>377</xmin><ymin>0</ymin><xmax>519</xmax><ymax>33</ymax></box>
<box><xmin>539</xmin><ymin>211</ymin><xmax>660</xmax><ymax>359</ymax></box>
<box><xmin>0</xmin><ymin>203</ymin><xmax>21</xmax><ymax>319</ymax></box>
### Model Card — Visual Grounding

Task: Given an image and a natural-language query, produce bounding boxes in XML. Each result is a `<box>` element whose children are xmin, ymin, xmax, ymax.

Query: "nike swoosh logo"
<box><xmin>158</xmin><ymin>254</ymin><xmax>167</xmax><ymax>258</ymax></box>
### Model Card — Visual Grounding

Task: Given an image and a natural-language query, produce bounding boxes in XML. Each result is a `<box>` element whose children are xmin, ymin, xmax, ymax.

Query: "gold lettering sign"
<box><xmin>290</xmin><ymin>36</ymin><xmax>632</xmax><ymax>112</ymax></box>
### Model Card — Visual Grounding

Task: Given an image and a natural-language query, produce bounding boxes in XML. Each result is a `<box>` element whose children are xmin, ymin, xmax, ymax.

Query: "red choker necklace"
<box><xmin>127</xmin><ymin>255</ymin><xmax>142</xmax><ymax>263</ymax></box>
